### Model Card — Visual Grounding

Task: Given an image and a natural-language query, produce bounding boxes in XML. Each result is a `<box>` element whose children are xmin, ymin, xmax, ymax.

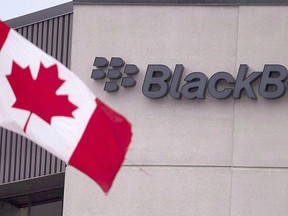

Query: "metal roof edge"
<box><xmin>73</xmin><ymin>0</ymin><xmax>288</xmax><ymax>6</ymax></box>
<box><xmin>0</xmin><ymin>172</ymin><xmax>65</xmax><ymax>200</ymax></box>
<box><xmin>5</xmin><ymin>2</ymin><xmax>73</xmax><ymax>29</ymax></box>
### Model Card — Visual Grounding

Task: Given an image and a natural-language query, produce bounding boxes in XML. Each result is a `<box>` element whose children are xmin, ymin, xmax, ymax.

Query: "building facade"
<box><xmin>2</xmin><ymin>1</ymin><xmax>288</xmax><ymax>216</ymax></box>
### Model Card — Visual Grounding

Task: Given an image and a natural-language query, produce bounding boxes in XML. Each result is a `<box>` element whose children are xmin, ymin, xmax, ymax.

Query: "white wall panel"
<box><xmin>71</xmin><ymin>5</ymin><xmax>239</xmax><ymax>166</ymax></box>
<box><xmin>233</xmin><ymin>6</ymin><xmax>288</xmax><ymax>167</ymax></box>
<box><xmin>231</xmin><ymin>168</ymin><xmax>288</xmax><ymax>216</ymax></box>
<box><xmin>64</xmin><ymin>166</ymin><xmax>231</xmax><ymax>216</ymax></box>
<box><xmin>66</xmin><ymin>4</ymin><xmax>288</xmax><ymax>216</ymax></box>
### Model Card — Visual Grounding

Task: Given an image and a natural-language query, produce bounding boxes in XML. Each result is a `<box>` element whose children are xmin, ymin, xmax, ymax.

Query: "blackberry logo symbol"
<box><xmin>91</xmin><ymin>57</ymin><xmax>139</xmax><ymax>92</ymax></box>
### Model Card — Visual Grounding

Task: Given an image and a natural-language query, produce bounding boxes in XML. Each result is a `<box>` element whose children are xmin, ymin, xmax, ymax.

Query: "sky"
<box><xmin>0</xmin><ymin>0</ymin><xmax>71</xmax><ymax>21</ymax></box>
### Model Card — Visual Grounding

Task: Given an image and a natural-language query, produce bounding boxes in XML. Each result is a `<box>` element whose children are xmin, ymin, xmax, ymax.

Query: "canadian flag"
<box><xmin>0</xmin><ymin>21</ymin><xmax>132</xmax><ymax>193</ymax></box>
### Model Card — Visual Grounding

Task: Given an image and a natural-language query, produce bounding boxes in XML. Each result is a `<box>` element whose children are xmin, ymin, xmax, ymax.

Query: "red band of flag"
<box><xmin>69</xmin><ymin>99</ymin><xmax>132</xmax><ymax>193</ymax></box>
<box><xmin>0</xmin><ymin>21</ymin><xmax>9</xmax><ymax>50</ymax></box>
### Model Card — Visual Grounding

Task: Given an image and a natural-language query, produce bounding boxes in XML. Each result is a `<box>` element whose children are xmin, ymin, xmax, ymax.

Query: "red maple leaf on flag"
<box><xmin>7</xmin><ymin>61</ymin><xmax>78</xmax><ymax>132</ymax></box>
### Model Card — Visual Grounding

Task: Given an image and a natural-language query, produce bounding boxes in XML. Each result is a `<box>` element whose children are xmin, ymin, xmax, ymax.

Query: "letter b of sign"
<box><xmin>142</xmin><ymin>65</ymin><xmax>172</xmax><ymax>99</ymax></box>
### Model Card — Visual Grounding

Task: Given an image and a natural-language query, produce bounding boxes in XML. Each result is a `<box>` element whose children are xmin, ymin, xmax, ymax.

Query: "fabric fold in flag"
<box><xmin>69</xmin><ymin>99</ymin><xmax>132</xmax><ymax>193</ymax></box>
<box><xmin>0</xmin><ymin>20</ymin><xmax>132</xmax><ymax>193</ymax></box>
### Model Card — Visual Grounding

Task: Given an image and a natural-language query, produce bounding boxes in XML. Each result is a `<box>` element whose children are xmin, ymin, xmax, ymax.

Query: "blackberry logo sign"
<box><xmin>91</xmin><ymin>57</ymin><xmax>139</xmax><ymax>92</ymax></box>
<box><xmin>91</xmin><ymin>57</ymin><xmax>288</xmax><ymax>100</ymax></box>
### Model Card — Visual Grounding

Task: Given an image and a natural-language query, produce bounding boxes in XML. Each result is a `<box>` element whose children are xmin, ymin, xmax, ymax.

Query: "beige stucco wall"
<box><xmin>63</xmin><ymin>5</ymin><xmax>288</xmax><ymax>216</ymax></box>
